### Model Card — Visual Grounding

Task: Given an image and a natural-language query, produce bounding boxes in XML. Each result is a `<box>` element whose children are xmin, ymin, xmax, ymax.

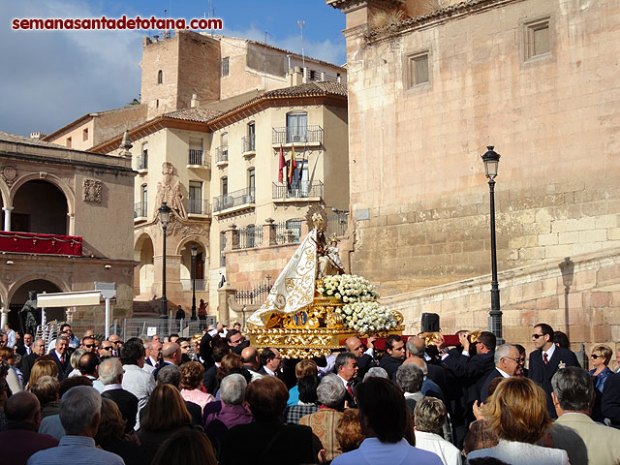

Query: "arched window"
<box><xmin>157</xmin><ymin>70</ymin><xmax>163</xmax><ymax>84</ymax></box>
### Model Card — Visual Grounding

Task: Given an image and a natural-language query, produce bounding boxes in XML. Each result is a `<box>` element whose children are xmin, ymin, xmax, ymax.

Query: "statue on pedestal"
<box><xmin>19</xmin><ymin>291</ymin><xmax>38</xmax><ymax>336</ymax></box>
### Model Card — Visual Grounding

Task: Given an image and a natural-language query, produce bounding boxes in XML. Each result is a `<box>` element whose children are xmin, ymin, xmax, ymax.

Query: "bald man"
<box><xmin>0</xmin><ymin>391</ymin><xmax>58</xmax><ymax>465</ymax></box>
<box><xmin>344</xmin><ymin>336</ymin><xmax>377</xmax><ymax>380</ymax></box>
<box><xmin>152</xmin><ymin>342</ymin><xmax>181</xmax><ymax>380</ymax></box>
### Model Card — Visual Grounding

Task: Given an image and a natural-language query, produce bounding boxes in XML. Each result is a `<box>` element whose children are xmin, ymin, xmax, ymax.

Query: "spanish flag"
<box><xmin>288</xmin><ymin>144</ymin><xmax>297</xmax><ymax>186</ymax></box>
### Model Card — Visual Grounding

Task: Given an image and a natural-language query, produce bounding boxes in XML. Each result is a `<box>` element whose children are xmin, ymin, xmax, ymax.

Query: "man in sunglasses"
<box><xmin>80</xmin><ymin>336</ymin><xmax>99</xmax><ymax>354</ymax></box>
<box><xmin>528</xmin><ymin>323</ymin><xmax>579</xmax><ymax>418</ymax></box>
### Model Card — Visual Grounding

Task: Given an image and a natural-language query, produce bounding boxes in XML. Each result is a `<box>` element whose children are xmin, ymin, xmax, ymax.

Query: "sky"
<box><xmin>0</xmin><ymin>0</ymin><xmax>346</xmax><ymax>137</ymax></box>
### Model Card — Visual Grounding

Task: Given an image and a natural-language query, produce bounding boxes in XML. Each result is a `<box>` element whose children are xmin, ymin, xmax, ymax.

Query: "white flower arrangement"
<box><xmin>318</xmin><ymin>274</ymin><xmax>396</xmax><ymax>333</ymax></box>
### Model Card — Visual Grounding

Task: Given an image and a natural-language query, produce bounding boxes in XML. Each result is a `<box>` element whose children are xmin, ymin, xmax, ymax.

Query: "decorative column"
<box><xmin>263</xmin><ymin>218</ymin><xmax>277</xmax><ymax>246</ymax></box>
<box><xmin>224</xmin><ymin>224</ymin><xmax>239</xmax><ymax>251</ymax></box>
<box><xmin>0</xmin><ymin>308</ymin><xmax>10</xmax><ymax>330</ymax></box>
<box><xmin>2</xmin><ymin>207</ymin><xmax>13</xmax><ymax>231</ymax></box>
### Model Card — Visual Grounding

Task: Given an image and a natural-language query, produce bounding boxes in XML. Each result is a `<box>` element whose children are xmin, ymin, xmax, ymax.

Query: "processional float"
<box><xmin>247</xmin><ymin>207</ymin><xmax>403</xmax><ymax>358</ymax></box>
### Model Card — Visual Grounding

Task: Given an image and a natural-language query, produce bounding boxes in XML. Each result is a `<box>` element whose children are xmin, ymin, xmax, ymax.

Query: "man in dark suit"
<box><xmin>258</xmin><ymin>347</ymin><xmax>283</xmax><ymax>377</ymax></box>
<box><xmin>16</xmin><ymin>333</ymin><xmax>34</xmax><ymax>357</ymax></box>
<box><xmin>48</xmin><ymin>336</ymin><xmax>72</xmax><ymax>381</ymax></box>
<box><xmin>443</xmin><ymin>331</ymin><xmax>496</xmax><ymax>404</ymax></box>
<box><xmin>152</xmin><ymin>342</ymin><xmax>181</xmax><ymax>380</ymax></box>
<box><xmin>20</xmin><ymin>338</ymin><xmax>46</xmax><ymax>385</ymax></box>
<box><xmin>528</xmin><ymin>323</ymin><xmax>580</xmax><ymax>418</ymax></box>
<box><xmin>479</xmin><ymin>343</ymin><xmax>521</xmax><ymax>402</ymax></box>
<box><xmin>601</xmin><ymin>371</ymin><xmax>620</xmax><ymax>428</ymax></box>
<box><xmin>99</xmin><ymin>357</ymin><xmax>138</xmax><ymax>432</ymax></box>
<box><xmin>344</xmin><ymin>336</ymin><xmax>377</xmax><ymax>381</ymax></box>
<box><xmin>379</xmin><ymin>335</ymin><xmax>406</xmax><ymax>380</ymax></box>
<box><xmin>335</xmin><ymin>352</ymin><xmax>358</xmax><ymax>407</ymax></box>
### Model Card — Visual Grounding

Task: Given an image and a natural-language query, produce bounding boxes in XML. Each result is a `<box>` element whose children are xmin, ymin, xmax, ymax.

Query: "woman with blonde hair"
<box><xmin>467</xmin><ymin>377</ymin><xmax>569</xmax><ymax>465</ymax></box>
<box><xmin>589</xmin><ymin>344</ymin><xmax>613</xmax><ymax>421</ymax></box>
<box><xmin>27</xmin><ymin>358</ymin><xmax>58</xmax><ymax>390</ymax></box>
<box><xmin>137</xmin><ymin>383</ymin><xmax>193</xmax><ymax>465</ymax></box>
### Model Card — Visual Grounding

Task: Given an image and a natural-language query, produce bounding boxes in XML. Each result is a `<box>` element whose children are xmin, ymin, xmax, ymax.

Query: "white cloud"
<box><xmin>0</xmin><ymin>0</ymin><xmax>142</xmax><ymax>136</ymax></box>
<box><xmin>223</xmin><ymin>25</ymin><xmax>345</xmax><ymax>65</ymax></box>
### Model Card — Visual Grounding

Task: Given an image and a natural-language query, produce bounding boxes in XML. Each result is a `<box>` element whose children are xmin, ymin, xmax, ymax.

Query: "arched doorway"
<box><xmin>135</xmin><ymin>234</ymin><xmax>155</xmax><ymax>296</ymax></box>
<box><xmin>9</xmin><ymin>279</ymin><xmax>63</xmax><ymax>334</ymax></box>
<box><xmin>179</xmin><ymin>241</ymin><xmax>206</xmax><ymax>290</ymax></box>
<box><xmin>12</xmin><ymin>180</ymin><xmax>68</xmax><ymax>234</ymax></box>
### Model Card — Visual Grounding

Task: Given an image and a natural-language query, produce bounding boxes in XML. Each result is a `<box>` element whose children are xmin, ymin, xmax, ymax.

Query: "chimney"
<box><xmin>191</xmin><ymin>93</ymin><xmax>200</xmax><ymax>108</ymax></box>
<box><xmin>288</xmin><ymin>66</ymin><xmax>304</xmax><ymax>86</ymax></box>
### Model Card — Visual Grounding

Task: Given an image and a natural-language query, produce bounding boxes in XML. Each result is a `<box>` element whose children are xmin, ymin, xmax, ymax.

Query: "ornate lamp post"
<box><xmin>190</xmin><ymin>245</ymin><xmax>198</xmax><ymax>321</ymax></box>
<box><xmin>159</xmin><ymin>202</ymin><xmax>171</xmax><ymax>319</ymax></box>
<box><xmin>481</xmin><ymin>146</ymin><xmax>502</xmax><ymax>342</ymax></box>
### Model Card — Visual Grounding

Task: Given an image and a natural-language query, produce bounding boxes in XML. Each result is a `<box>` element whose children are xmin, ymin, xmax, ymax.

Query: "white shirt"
<box><xmin>496</xmin><ymin>367</ymin><xmax>511</xmax><ymax>378</ymax></box>
<box><xmin>122</xmin><ymin>364</ymin><xmax>155</xmax><ymax>430</ymax></box>
<box><xmin>544</xmin><ymin>344</ymin><xmax>556</xmax><ymax>361</ymax></box>
<box><xmin>414</xmin><ymin>431</ymin><xmax>462</xmax><ymax>465</ymax></box>
<box><xmin>468</xmin><ymin>439</ymin><xmax>569</xmax><ymax>465</ymax></box>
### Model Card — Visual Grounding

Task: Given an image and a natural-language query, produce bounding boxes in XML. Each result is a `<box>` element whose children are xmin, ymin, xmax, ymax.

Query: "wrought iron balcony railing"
<box><xmin>134</xmin><ymin>202</ymin><xmax>148</xmax><ymax>218</ymax></box>
<box><xmin>272</xmin><ymin>181</ymin><xmax>324</xmax><ymax>199</ymax></box>
<box><xmin>213</xmin><ymin>187</ymin><xmax>255</xmax><ymax>212</ymax></box>
<box><xmin>272</xmin><ymin>125</ymin><xmax>323</xmax><ymax>145</ymax></box>
<box><xmin>187</xmin><ymin>198</ymin><xmax>211</xmax><ymax>215</ymax></box>
<box><xmin>242</xmin><ymin>135</ymin><xmax>256</xmax><ymax>153</ymax></box>
<box><xmin>188</xmin><ymin>149</ymin><xmax>209</xmax><ymax>167</ymax></box>
<box><xmin>215</xmin><ymin>146</ymin><xmax>229</xmax><ymax>164</ymax></box>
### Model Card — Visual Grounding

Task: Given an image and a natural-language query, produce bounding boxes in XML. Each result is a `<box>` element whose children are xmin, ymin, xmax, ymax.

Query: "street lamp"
<box><xmin>190</xmin><ymin>245</ymin><xmax>198</xmax><ymax>321</ymax></box>
<box><xmin>159</xmin><ymin>201</ymin><xmax>171</xmax><ymax>319</ymax></box>
<box><xmin>481</xmin><ymin>146</ymin><xmax>502</xmax><ymax>342</ymax></box>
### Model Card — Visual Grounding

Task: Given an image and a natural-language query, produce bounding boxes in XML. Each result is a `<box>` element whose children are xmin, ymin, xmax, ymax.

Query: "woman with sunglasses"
<box><xmin>589</xmin><ymin>344</ymin><xmax>613</xmax><ymax>422</ymax></box>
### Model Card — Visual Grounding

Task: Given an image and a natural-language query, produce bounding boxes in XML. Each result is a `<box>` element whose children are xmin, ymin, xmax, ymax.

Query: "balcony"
<box><xmin>272</xmin><ymin>125</ymin><xmax>323</xmax><ymax>146</ymax></box>
<box><xmin>242</xmin><ymin>136</ymin><xmax>256</xmax><ymax>158</ymax></box>
<box><xmin>0</xmin><ymin>231</ymin><xmax>83</xmax><ymax>256</ymax></box>
<box><xmin>215</xmin><ymin>146</ymin><xmax>229</xmax><ymax>167</ymax></box>
<box><xmin>187</xmin><ymin>149</ymin><xmax>209</xmax><ymax>169</ymax></box>
<box><xmin>136</xmin><ymin>154</ymin><xmax>148</xmax><ymax>174</ymax></box>
<box><xmin>134</xmin><ymin>202</ymin><xmax>148</xmax><ymax>221</ymax></box>
<box><xmin>187</xmin><ymin>198</ymin><xmax>211</xmax><ymax>217</ymax></box>
<box><xmin>213</xmin><ymin>187</ymin><xmax>255</xmax><ymax>216</ymax></box>
<box><xmin>272</xmin><ymin>181</ymin><xmax>324</xmax><ymax>203</ymax></box>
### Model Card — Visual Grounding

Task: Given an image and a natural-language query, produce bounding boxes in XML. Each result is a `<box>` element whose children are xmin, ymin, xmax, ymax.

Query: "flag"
<box><xmin>288</xmin><ymin>144</ymin><xmax>297</xmax><ymax>185</ymax></box>
<box><xmin>278</xmin><ymin>144</ymin><xmax>285</xmax><ymax>183</ymax></box>
<box><xmin>298</xmin><ymin>144</ymin><xmax>306</xmax><ymax>182</ymax></box>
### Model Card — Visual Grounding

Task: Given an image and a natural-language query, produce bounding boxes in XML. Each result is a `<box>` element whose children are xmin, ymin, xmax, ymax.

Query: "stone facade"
<box><xmin>0</xmin><ymin>132</ymin><xmax>135</xmax><ymax>333</ymax></box>
<box><xmin>329</xmin><ymin>0</ymin><xmax>620</xmax><ymax>348</ymax></box>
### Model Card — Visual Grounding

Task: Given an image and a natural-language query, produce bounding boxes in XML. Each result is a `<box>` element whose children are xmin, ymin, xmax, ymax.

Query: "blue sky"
<box><xmin>0</xmin><ymin>0</ymin><xmax>346</xmax><ymax>136</ymax></box>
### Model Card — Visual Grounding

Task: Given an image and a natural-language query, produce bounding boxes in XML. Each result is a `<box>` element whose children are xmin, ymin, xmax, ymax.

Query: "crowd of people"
<box><xmin>0</xmin><ymin>321</ymin><xmax>619</xmax><ymax>465</ymax></box>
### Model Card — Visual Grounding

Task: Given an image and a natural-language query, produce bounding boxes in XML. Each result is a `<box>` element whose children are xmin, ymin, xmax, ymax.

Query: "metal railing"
<box><xmin>234</xmin><ymin>282</ymin><xmax>271</xmax><ymax>306</ymax></box>
<box><xmin>188</xmin><ymin>149</ymin><xmax>208</xmax><ymax>166</ymax></box>
<box><xmin>136</xmin><ymin>154</ymin><xmax>148</xmax><ymax>170</ymax></box>
<box><xmin>213</xmin><ymin>187</ymin><xmax>255</xmax><ymax>212</ymax></box>
<box><xmin>215</xmin><ymin>146</ymin><xmax>228</xmax><ymax>163</ymax></box>
<box><xmin>272</xmin><ymin>125</ymin><xmax>323</xmax><ymax>145</ymax></box>
<box><xmin>238</xmin><ymin>226</ymin><xmax>263</xmax><ymax>249</ymax></box>
<box><xmin>242</xmin><ymin>135</ymin><xmax>256</xmax><ymax>153</ymax></box>
<box><xmin>272</xmin><ymin>181</ymin><xmax>324</xmax><ymax>199</ymax></box>
<box><xmin>275</xmin><ymin>220</ymin><xmax>301</xmax><ymax>244</ymax></box>
<box><xmin>134</xmin><ymin>202</ymin><xmax>148</xmax><ymax>218</ymax></box>
<box><xmin>180</xmin><ymin>279</ymin><xmax>207</xmax><ymax>291</ymax></box>
<box><xmin>187</xmin><ymin>198</ymin><xmax>211</xmax><ymax>215</ymax></box>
